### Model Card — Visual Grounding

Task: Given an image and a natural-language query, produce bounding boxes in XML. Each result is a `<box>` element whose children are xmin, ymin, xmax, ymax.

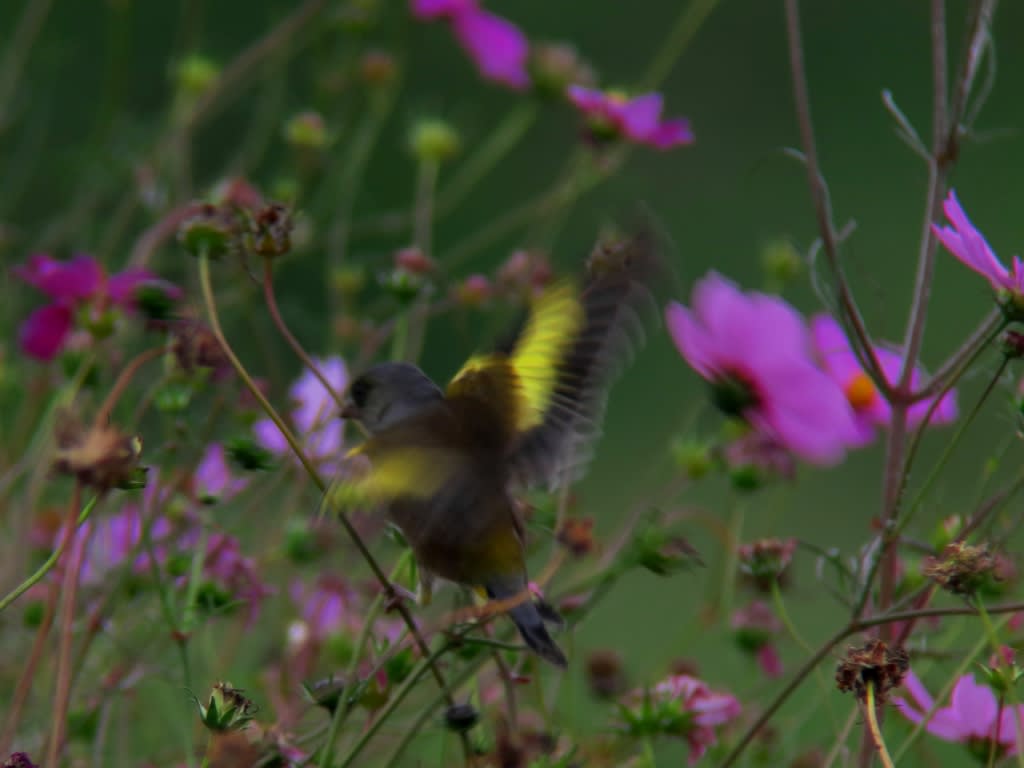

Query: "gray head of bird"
<box><xmin>340</xmin><ymin>362</ymin><xmax>444</xmax><ymax>434</ymax></box>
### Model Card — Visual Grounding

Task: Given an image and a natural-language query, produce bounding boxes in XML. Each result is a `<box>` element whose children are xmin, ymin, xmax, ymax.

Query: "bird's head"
<box><xmin>340</xmin><ymin>362</ymin><xmax>443</xmax><ymax>434</ymax></box>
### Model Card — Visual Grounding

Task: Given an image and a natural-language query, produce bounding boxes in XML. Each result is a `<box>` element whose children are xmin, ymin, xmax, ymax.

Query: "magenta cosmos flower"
<box><xmin>567</xmin><ymin>85</ymin><xmax>694</xmax><ymax>150</ymax></box>
<box><xmin>13</xmin><ymin>253</ymin><xmax>180</xmax><ymax>360</ymax></box>
<box><xmin>811</xmin><ymin>314</ymin><xmax>957</xmax><ymax>444</ymax></box>
<box><xmin>193</xmin><ymin>442</ymin><xmax>248</xmax><ymax>503</ymax></box>
<box><xmin>666</xmin><ymin>273</ymin><xmax>860</xmax><ymax>464</ymax></box>
<box><xmin>934</xmin><ymin>190</ymin><xmax>1024</xmax><ymax>300</ymax></box>
<box><xmin>411</xmin><ymin>0</ymin><xmax>529</xmax><ymax>90</ymax></box>
<box><xmin>895</xmin><ymin>671</ymin><xmax>1024</xmax><ymax>761</ymax></box>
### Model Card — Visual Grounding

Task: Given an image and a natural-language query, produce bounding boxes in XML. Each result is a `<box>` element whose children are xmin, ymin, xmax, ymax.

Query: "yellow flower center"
<box><xmin>845</xmin><ymin>372</ymin><xmax>877</xmax><ymax>411</ymax></box>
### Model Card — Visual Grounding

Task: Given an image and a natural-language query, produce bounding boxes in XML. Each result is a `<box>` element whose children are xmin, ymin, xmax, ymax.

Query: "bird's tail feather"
<box><xmin>487</xmin><ymin>581</ymin><xmax>568</xmax><ymax>668</ymax></box>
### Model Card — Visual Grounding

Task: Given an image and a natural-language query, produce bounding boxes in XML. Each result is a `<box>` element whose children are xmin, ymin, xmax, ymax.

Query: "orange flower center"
<box><xmin>845</xmin><ymin>372</ymin><xmax>877</xmax><ymax>411</ymax></box>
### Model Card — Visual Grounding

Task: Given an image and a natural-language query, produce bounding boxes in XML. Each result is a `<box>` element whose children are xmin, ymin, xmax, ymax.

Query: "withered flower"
<box><xmin>922</xmin><ymin>542</ymin><xmax>997</xmax><ymax>596</ymax></box>
<box><xmin>171</xmin><ymin>317</ymin><xmax>229</xmax><ymax>375</ymax></box>
<box><xmin>245</xmin><ymin>203</ymin><xmax>293</xmax><ymax>258</ymax></box>
<box><xmin>53</xmin><ymin>410</ymin><xmax>142</xmax><ymax>491</ymax></box>
<box><xmin>557</xmin><ymin>516</ymin><xmax>595</xmax><ymax>558</ymax></box>
<box><xmin>835</xmin><ymin>639</ymin><xmax>908</xmax><ymax>704</ymax></box>
<box><xmin>738</xmin><ymin>537</ymin><xmax>797</xmax><ymax>593</ymax></box>
<box><xmin>585</xmin><ymin>649</ymin><xmax>627</xmax><ymax>699</ymax></box>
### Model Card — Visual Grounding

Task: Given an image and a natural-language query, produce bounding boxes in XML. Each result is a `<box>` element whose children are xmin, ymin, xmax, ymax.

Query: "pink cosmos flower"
<box><xmin>290</xmin><ymin>575</ymin><xmax>363</xmax><ymax>641</ymax></box>
<box><xmin>895</xmin><ymin>671</ymin><xmax>1024</xmax><ymax>760</ymax></box>
<box><xmin>811</xmin><ymin>314</ymin><xmax>957</xmax><ymax>444</ymax></box>
<box><xmin>731</xmin><ymin>601</ymin><xmax>783</xmax><ymax>679</ymax></box>
<box><xmin>196</xmin><ymin>533</ymin><xmax>274</xmax><ymax>623</ymax></box>
<box><xmin>666</xmin><ymin>272</ymin><xmax>860</xmax><ymax>464</ymax></box>
<box><xmin>934</xmin><ymin>190</ymin><xmax>1024</xmax><ymax>297</ymax></box>
<box><xmin>193</xmin><ymin>442</ymin><xmax>248</xmax><ymax>503</ymax></box>
<box><xmin>620</xmin><ymin>674</ymin><xmax>742</xmax><ymax>765</ymax></box>
<box><xmin>411</xmin><ymin>0</ymin><xmax>529</xmax><ymax>90</ymax></box>
<box><xmin>254</xmin><ymin>357</ymin><xmax>347</xmax><ymax>469</ymax></box>
<box><xmin>567</xmin><ymin>85</ymin><xmax>694</xmax><ymax>149</ymax></box>
<box><xmin>13</xmin><ymin>253</ymin><xmax>181</xmax><ymax>360</ymax></box>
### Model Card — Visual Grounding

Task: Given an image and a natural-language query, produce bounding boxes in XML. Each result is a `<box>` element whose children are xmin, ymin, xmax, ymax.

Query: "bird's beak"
<box><xmin>339</xmin><ymin>397</ymin><xmax>359</xmax><ymax>420</ymax></box>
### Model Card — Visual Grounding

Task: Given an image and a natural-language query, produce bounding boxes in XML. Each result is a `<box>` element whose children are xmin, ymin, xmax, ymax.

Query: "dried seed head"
<box><xmin>245</xmin><ymin>203</ymin><xmax>294</xmax><ymax>258</ymax></box>
<box><xmin>556</xmin><ymin>516</ymin><xmax>595</xmax><ymax>558</ymax></box>
<box><xmin>835</xmin><ymin>639</ymin><xmax>909</xmax><ymax>704</ymax></box>
<box><xmin>443</xmin><ymin>703</ymin><xmax>479</xmax><ymax>733</ymax></box>
<box><xmin>738</xmin><ymin>538</ymin><xmax>798</xmax><ymax>593</ymax></box>
<box><xmin>585</xmin><ymin>649</ymin><xmax>627</xmax><ymax>699</ymax></box>
<box><xmin>53</xmin><ymin>410</ymin><xmax>143</xmax><ymax>491</ymax></box>
<box><xmin>171</xmin><ymin>318</ymin><xmax>229</xmax><ymax>375</ymax></box>
<box><xmin>922</xmin><ymin>542</ymin><xmax>997</xmax><ymax>596</ymax></box>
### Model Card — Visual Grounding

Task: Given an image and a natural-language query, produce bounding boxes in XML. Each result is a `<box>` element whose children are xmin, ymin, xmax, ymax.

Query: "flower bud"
<box><xmin>409</xmin><ymin>118</ymin><xmax>460</xmax><ymax>164</ymax></box>
<box><xmin>670</xmin><ymin>437</ymin><xmax>712</xmax><ymax>479</ymax></box>
<box><xmin>174</xmin><ymin>54</ymin><xmax>219</xmax><ymax>98</ymax></box>
<box><xmin>178</xmin><ymin>204</ymin><xmax>239</xmax><ymax>260</ymax></box>
<box><xmin>760</xmin><ymin>239</ymin><xmax>802</xmax><ymax>287</ymax></box>
<box><xmin>979</xmin><ymin>645</ymin><xmax>1024</xmax><ymax>694</ymax></box>
<box><xmin>379</xmin><ymin>268</ymin><xmax>428</xmax><ymax>305</ymax></box>
<box><xmin>453</xmin><ymin>274</ymin><xmax>492</xmax><ymax>307</ymax></box>
<box><xmin>283</xmin><ymin>111</ymin><xmax>330</xmax><ymax>152</ymax></box>
<box><xmin>359</xmin><ymin>50</ymin><xmax>398</xmax><ymax>87</ymax></box>
<box><xmin>737</xmin><ymin>538</ymin><xmax>797</xmax><ymax>593</ymax></box>
<box><xmin>529</xmin><ymin>42</ymin><xmax>596</xmax><ymax>99</ymax></box>
<box><xmin>196</xmin><ymin>682</ymin><xmax>257</xmax><ymax>732</ymax></box>
<box><xmin>556</xmin><ymin>516</ymin><xmax>595</xmax><ymax>558</ymax></box>
<box><xmin>585</xmin><ymin>650</ymin><xmax>626</xmax><ymax>699</ymax></box>
<box><xmin>444</xmin><ymin>703</ymin><xmax>479</xmax><ymax>733</ymax></box>
<box><xmin>225</xmin><ymin>436</ymin><xmax>275</xmax><ymax>472</ymax></box>
<box><xmin>394</xmin><ymin>246</ymin><xmax>435</xmax><ymax>275</ymax></box>
<box><xmin>623</xmin><ymin>525</ymin><xmax>702</xmax><ymax>576</ymax></box>
<box><xmin>302</xmin><ymin>676</ymin><xmax>346</xmax><ymax>715</ymax></box>
<box><xmin>332</xmin><ymin>265</ymin><xmax>367</xmax><ymax>298</ymax></box>
<box><xmin>171</xmin><ymin>319</ymin><xmax>229</xmax><ymax>375</ymax></box>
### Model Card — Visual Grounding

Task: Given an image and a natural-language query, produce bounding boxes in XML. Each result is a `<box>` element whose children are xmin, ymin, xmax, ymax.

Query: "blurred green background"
<box><xmin>2</xmin><ymin>0</ymin><xmax>1024</xmax><ymax>764</ymax></box>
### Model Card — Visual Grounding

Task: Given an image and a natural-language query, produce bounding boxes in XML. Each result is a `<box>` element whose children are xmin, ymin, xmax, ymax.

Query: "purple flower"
<box><xmin>290</xmin><ymin>575</ymin><xmax>362</xmax><ymax>641</ymax></box>
<box><xmin>666</xmin><ymin>272</ymin><xmax>860</xmax><ymax>464</ymax></box>
<box><xmin>194</xmin><ymin>442</ymin><xmax>248</xmax><ymax>503</ymax></box>
<box><xmin>896</xmin><ymin>671</ymin><xmax>1024</xmax><ymax>760</ymax></box>
<box><xmin>254</xmin><ymin>357</ymin><xmax>347</xmax><ymax>469</ymax></box>
<box><xmin>811</xmin><ymin>314</ymin><xmax>957</xmax><ymax>444</ymax></box>
<box><xmin>411</xmin><ymin>0</ymin><xmax>529</xmax><ymax>90</ymax></box>
<box><xmin>567</xmin><ymin>86</ymin><xmax>694</xmax><ymax>150</ymax></box>
<box><xmin>12</xmin><ymin>253</ymin><xmax>181</xmax><ymax>361</ymax></box>
<box><xmin>200</xmin><ymin>533</ymin><xmax>274</xmax><ymax>622</ymax></box>
<box><xmin>934</xmin><ymin>190</ymin><xmax>1024</xmax><ymax>298</ymax></box>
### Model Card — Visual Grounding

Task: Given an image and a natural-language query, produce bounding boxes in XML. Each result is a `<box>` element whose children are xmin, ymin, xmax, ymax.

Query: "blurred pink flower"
<box><xmin>567</xmin><ymin>86</ymin><xmax>694</xmax><ymax>149</ymax></box>
<box><xmin>895</xmin><ymin>671</ymin><xmax>1024</xmax><ymax>760</ymax></box>
<box><xmin>621</xmin><ymin>674</ymin><xmax>741</xmax><ymax>765</ymax></box>
<box><xmin>290</xmin><ymin>575</ymin><xmax>363</xmax><ymax>641</ymax></box>
<box><xmin>666</xmin><ymin>272</ymin><xmax>859</xmax><ymax>464</ymax></box>
<box><xmin>411</xmin><ymin>0</ymin><xmax>529</xmax><ymax>90</ymax></box>
<box><xmin>731</xmin><ymin>601</ymin><xmax>783</xmax><ymax>679</ymax></box>
<box><xmin>12</xmin><ymin>252</ymin><xmax>181</xmax><ymax>360</ymax></box>
<box><xmin>194</xmin><ymin>442</ymin><xmax>248</xmax><ymax>502</ymax></box>
<box><xmin>811</xmin><ymin>314</ymin><xmax>957</xmax><ymax>444</ymax></box>
<box><xmin>934</xmin><ymin>190</ymin><xmax>1024</xmax><ymax>297</ymax></box>
<box><xmin>254</xmin><ymin>357</ymin><xmax>347</xmax><ymax>469</ymax></box>
<box><xmin>198</xmin><ymin>533</ymin><xmax>274</xmax><ymax>623</ymax></box>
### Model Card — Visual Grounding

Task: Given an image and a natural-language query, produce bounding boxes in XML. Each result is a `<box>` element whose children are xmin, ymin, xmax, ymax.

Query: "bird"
<box><xmin>335</xmin><ymin>222</ymin><xmax>664</xmax><ymax>668</ymax></box>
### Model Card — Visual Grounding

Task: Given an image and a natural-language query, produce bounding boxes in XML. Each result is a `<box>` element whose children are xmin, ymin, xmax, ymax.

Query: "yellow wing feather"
<box><xmin>446</xmin><ymin>280</ymin><xmax>585</xmax><ymax>435</ymax></box>
<box><xmin>329</xmin><ymin>444</ymin><xmax>458</xmax><ymax>510</ymax></box>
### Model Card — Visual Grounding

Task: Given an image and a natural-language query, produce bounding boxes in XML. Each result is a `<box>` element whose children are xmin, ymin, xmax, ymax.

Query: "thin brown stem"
<box><xmin>45</xmin><ymin>482</ymin><xmax>86</xmax><ymax>768</ymax></box>
<box><xmin>783</xmin><ymin>0</ymin><xmax>887</xmax><ymax>386</ymax></box>
<box><xmin>92</xmin><ymin>346</ymin><xmax>166</xmax><ymax>427</ymax></box>
<box><xmin>127</xmin><ymin>201</ymin><xmax>205</xmax><ymax>268</ymax></box>
<box><xmin>262</xmin><ymin>258</ymin><xmax>344</xmax><ymax>409</ymax></box>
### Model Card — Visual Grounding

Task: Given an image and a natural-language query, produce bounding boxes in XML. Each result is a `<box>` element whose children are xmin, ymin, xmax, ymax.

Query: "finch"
<box><xmin>337</xmin><ymin>223</ymin><xmax>662</xmax><ymax>667</ymax></box>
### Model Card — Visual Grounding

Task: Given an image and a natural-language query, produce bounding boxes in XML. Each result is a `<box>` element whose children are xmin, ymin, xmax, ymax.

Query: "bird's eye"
<box><xmin>350</xmin><ymin>377</ymin><xmax>371</xmax><ymax>408</ymax></box>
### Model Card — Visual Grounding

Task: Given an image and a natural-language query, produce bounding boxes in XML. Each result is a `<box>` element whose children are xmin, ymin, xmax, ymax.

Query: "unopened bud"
<box><xmin>453</xmin><ymin>274</ymin><xmax>492</xmax><ymax>307</ymax></box>
<box><xmin>178</xmin><ymin>204</ymin><xmax>238</xmax><ymax>260</ymax></box>
<box><xmin>409</xmin><ymin>118</ymin><xmax>460</xmax><ymax>163</ymax></box>
<box><xmin>444</xmin><ymin>703</ymin><xmax>479</xmax><ymax>733</ymax></box>
<box><xmin>283</xmin><ymin>111</ymin><xmax>330</xmax><ymax>152</ymax></box>
<box><xmin>174</xmin><ymin>54</ymin><xmax>219</xmax><ymax>98</ymax></box>
<box><xmin>529</xmin><ymin>42</ymin><xmax>596</xmax><ymax>98</ymax></box>
<box><xmin>359</xmin><ymin>50</ymin><xmax>398</xmax><ymax>87</ymax></box>
<box><xmin>394</xmin><ymin>246</ymin><xmax>435</xmax><ymax>275</ymax></box>
<box><xmin>760</xmin><ymin>239</ymin><xmax>802</xmax><ymax>286</ymax></box>
<box><xmin>196</xmin><ymin>682</ymin><xmax>257</xmax><ymax>732</ymax></box>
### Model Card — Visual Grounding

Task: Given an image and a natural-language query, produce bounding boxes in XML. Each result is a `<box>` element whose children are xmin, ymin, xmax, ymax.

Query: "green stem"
<box><xmin>0</xmin><ymin>494</ymin><xmax>98</xmax><ymax>614</ymax></box>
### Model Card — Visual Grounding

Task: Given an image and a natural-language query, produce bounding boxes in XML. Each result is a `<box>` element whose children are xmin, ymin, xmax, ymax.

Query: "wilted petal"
<box><xmin>18</xmin><ymin>304</ymin><xmax>73</xmax><ymax>360</ymax></box>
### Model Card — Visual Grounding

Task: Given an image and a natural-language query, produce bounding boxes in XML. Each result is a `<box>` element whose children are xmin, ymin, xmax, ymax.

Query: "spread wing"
<box><xmin>447</xmin><ymin>222</ymin><xmax>664</xmax><ymax>490</ymax></box>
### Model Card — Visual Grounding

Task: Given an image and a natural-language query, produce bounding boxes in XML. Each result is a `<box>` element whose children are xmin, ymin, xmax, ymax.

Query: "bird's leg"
<box><xmin>383</xmin><ymin>566</ymin><xmax>434</xmax><ymax>612</ymax></box>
